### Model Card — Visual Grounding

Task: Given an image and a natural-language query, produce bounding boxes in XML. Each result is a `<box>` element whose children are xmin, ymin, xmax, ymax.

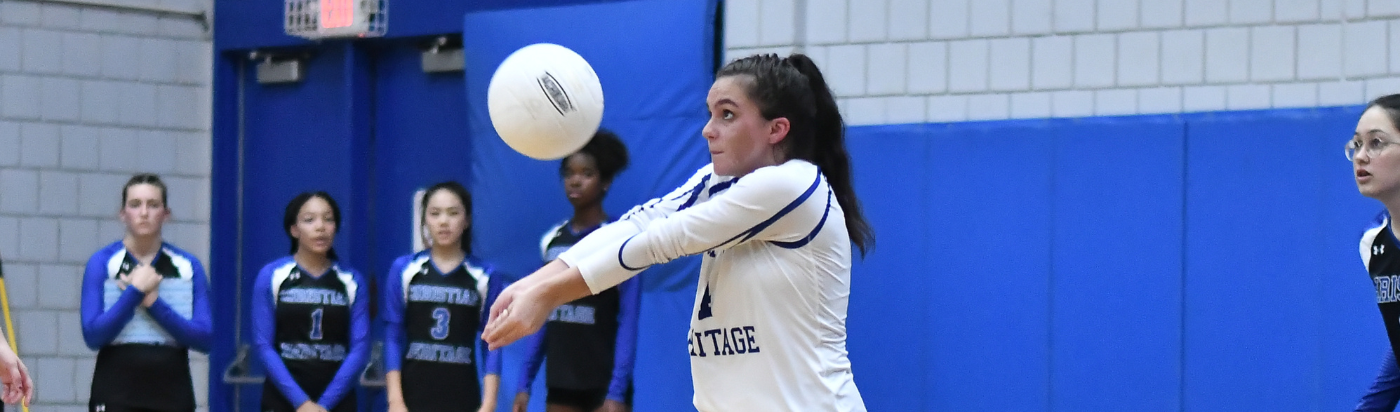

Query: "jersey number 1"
<box><xmin>697</xmin><ymin>284</ymin><xmax>713</xmax><ymax>320</ymax></box>
<box><xmin>309</xmin><ymin>308</ymin><xmax>324</xmax><ymax>340</ymax></box>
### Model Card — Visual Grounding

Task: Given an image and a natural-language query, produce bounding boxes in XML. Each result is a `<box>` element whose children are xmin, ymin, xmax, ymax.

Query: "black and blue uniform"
<box><xmin>517</xmin><ymin>221</ymin><xmax>639</xmax><ymax>409</ymax></box>
<box><xmin>81</xmin><ymin>241</ymin><xmax>211</xmax><ymax>412</ymax></box>
<box><xmin>252</xmin><ymin>257</ymin><xmax>370</xmax><ymax>412</ymax></box>
<box><xmin>381</xmin><ymin>252</ymin><xmax>504</xmax><ymax>412</ymax></box>
<box><xmin>1359</xmin><ymin>211</ymin><xmax>1400</xmax><ymax>411</ymax></box>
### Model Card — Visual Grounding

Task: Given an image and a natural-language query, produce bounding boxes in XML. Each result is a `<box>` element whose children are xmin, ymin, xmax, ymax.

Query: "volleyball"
<box><xmin>487</xmin><ymin>43</ymin><xmax>605</xmax><ymax>160</ymax></box>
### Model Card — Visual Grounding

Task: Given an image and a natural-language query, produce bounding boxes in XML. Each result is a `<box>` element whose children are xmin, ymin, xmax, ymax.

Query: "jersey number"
<box><xmin>430</xmin><ymin>307</ymin><xmax>451</xmax><ymax>340</ymax></box>
<box><xmin>697</xmin><ymin>284</ymin><xmax>713</xmax><ymax>320</ymax></box>
<box><xmin>309</xmin><ymin>308</ymin><xmax>324</xmax><ymax>340</ymax></box>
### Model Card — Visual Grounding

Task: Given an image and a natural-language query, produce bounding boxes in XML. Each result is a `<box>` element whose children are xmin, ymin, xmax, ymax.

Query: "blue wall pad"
<box><xmin>845</xmin><ymin>125</ymin><xmax>933</xmax><ymax>411</ymax></box>
<box><xmin>1183</xmin><ymin>108</ymin><xmax>1362</xmax><ymax>411</ymax></box>
<box><xmin>923</xmin><ymin>120</ymin><xmax>1055</xmax><ymax>410</ymax></box>
<box><xmin>1048</xmin><ymin>116</ymin><xmax>1184</xmax><ymax>411</ymax></box>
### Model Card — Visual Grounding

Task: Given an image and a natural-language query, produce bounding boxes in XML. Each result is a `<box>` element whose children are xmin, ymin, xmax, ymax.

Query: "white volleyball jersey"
<box><xmin>559</xmin><ymin>160</ymin><xmax>865</xmax><ymax>412</ymax></box>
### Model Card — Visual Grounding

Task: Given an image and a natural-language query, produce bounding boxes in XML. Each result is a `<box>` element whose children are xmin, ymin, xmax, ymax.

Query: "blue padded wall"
<box><xmin>840</xmin><ymin>106</ymin><xmax>1377</xmax><ymax>411</ymax></box>
<box><xmin>1048</xmin><ymin>116</ymin><xmax>1184</xmax><ymax>412</ymax></box>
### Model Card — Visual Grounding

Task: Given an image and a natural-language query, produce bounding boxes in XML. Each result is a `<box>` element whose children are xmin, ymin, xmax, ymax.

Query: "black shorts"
<box><xmin>546</xmin><ymin>386</ymin><xmax>632</xmax><ymax>410</ymax></box>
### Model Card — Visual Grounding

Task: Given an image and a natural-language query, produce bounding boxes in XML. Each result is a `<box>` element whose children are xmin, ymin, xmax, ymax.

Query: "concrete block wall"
<box><xmin>724</xmin><ymin>0</ymin><xmax>1400</xmax><ymax>125</ymax></box>
<box><xmin>0</xmin><ymin>0</ymin><xmax>212</xmax><ymax>410</ymax></box>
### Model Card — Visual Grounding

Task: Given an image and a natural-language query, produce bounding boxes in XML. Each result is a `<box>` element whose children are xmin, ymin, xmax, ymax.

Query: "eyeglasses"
<box><xmin>1346</xmin><ymin>132</ymin><xmax>1400</xmax><ymax>161</ymax></box>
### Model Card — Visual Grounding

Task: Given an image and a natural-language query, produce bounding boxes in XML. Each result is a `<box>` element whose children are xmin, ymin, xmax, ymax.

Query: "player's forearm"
<box><xmin>385</xmin><ymin>371</ymin><xmax>405</xmax><ymax>404</ymax></box>
<box><xmin>481</xmin><ymin>373</ymin><xmax>500</xmax><ymax>407</ymax></box>
<box><xmin>81</xmin><ymin>287</ymin><xmax>144</xmax><ymax>349</ymax></box>
<box><xmin>531</xmin><ymin>265</ymin><xmax>593</xmax><ymax>309</ymax></box>
<box><xmin>146</xmin><ymin>300</ymin><xmax>212</xmax><ymax>351</ymax></box>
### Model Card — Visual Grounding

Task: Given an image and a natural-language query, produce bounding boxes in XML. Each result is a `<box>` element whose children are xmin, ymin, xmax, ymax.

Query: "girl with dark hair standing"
<box><xmin>82</xmin><ymin>173</ymin><xmax>211</xmax><ymax>412</ymax></box>
<box><xmin>482</xmin><ymin>53</ymin><xmax>874</xmax><ymax>412</ymax></box>
<box><xmin>1351</xmin><ymin>95</ymin><xmax>1400</xmax><ymax>411</ymax></box>
<box><xmin>252</xmin><ymin>192</ymin><xmax>370</xmax><ymax>412</ymax></box>
<box><xmin>514</xmin><ymin>131</ymin><xmax>639</xmax><ymax>412</ymax></box>
<box><xmin>382</xmin><ymin>181</ymin><xmax>506</xmax><ymax>412</ymax></box>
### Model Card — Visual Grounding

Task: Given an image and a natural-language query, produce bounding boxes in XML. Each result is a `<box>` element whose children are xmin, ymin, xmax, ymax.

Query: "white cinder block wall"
<box><xmin>725</xmin><ymin>0</ymin><xmax>1400</xmax><ymax>125</ymax></box>
<box><xmin>0</xmin><ymin>0</ymin><xmax>213</xmax><ymax>410</ymax></box>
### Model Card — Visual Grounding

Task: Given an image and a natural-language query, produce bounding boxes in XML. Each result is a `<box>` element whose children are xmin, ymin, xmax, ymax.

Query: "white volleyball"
<box><xmin>487</xmin><ymin>43</ymin><xmax>604</xmax><ymax>160</ymax></box>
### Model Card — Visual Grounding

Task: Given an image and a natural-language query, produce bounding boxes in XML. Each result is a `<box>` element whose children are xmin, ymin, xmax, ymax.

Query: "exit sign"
<box><xmin>285</xmin><ymin>0</ymin><xmax>386</xmax><ymax>40</ymax></box>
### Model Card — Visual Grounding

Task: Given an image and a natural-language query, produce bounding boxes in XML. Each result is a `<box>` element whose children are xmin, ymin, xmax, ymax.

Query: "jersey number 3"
<box><xmin>430</xmin><ymin>307</ymin><xmax>451</xmax><ymax>340</ymax></box>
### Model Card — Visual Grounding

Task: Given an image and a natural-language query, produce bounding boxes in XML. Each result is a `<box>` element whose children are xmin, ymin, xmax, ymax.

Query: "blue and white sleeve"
<box><xmin>480</xmin><ymin>274</ymin><xmax>506</xmax><ymax>376</ymax></box>
<box><xmin>557</xmin><ymin>165</ymin><xmax>715</xmax><ymax>270</ymax></box>
<box><xmin>1357</xmin><ymin>349</ymin><xmax>1400</xmax><ymax>412</ymax></box>
<box><xmin>147</xmin><ymin>259</ymin><xmax>212</xmax><ymax>352</ymax></box>
<box><xmin>382</xmin><ymin>256</ymin><xmax>408</xmax><ymax>373</ymax></box>
<box><xmin>252</xmin><ymin>264</ymin><xmax>311</xmax><ymax>407</ymax></box>
<box><xmin>574</xmin><ymin>164</ymin><xmax>822</xmax><ymax>293</ymax></box>
<box><xmin>80</xmin><ymin>252</ymin><xmax>144</xmax><ymax>350</ymax></box>
<box><xmin>319</xmin><ymin>271</ymin><xmax>372</xmax><ymax>409</ymax></box>
<box><xmin>607</xmin><ymin>276</ymin><xmax>641</xmax><ymax>402</ymax></box>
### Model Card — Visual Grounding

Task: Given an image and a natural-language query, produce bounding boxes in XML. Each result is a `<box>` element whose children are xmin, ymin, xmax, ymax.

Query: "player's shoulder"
<box><xmin>465</xmin><ymin>255</ymin><xmax>506</xmax><ymax>285</ymax></box>
<box><xmin>464</xmin><ymin>255</ymin><xmax>499</xmax><ymax>276</ymax></box>
<box><xmin>1364</xmin><ymin>210</ymin><xmax>1390</xmax><ymax>242</ymax></box>
<box><xmin>542</xmin><ymin>219</ymin><xmax>568</xmax><ymax>240</ymax></box>
<box><xmin>331</xmin><ymin>260</ymin><xmax>362</xmax><ymax>278</ymax></box>
<box><xmin>258</xmin><ymin>256</ymin><xmax>297</xmax><ymax>276</ymax></box>
<box><xmin>742</xmin><ymin>160</ymin><xmax>822</xmax><ymax>195</ymax></box>
<box><xmin>160</xmin><ymin>243</ymin><xmax>203</xmax><ymax>265</ymax></box>
<box><xmin>86</xmin><ymin>241</ymin><xmax>125</xmax><ymax>263</ymax></box>
<box><xmin>392</xmin><ymin>251</ymin><xmax>429</xmax><ymax>272</ymax></box>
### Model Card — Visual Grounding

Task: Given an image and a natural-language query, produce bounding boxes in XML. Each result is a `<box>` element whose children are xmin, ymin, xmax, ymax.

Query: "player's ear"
<box><xmin>768</xmin><ymin>117</ymin><xmax>791</xmax><ymax>145</ymax></box>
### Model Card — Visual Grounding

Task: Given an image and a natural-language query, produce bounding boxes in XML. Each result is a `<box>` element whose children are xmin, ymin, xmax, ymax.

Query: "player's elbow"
<box><xmin>81</xmin><ymin>328</ymin><xmax>104</xmax><ymax>351</ymax></box>
<box><xmin>187</xmin><ymin>328</ymin><xmax>212</xmax><ymax>353</ymax></box>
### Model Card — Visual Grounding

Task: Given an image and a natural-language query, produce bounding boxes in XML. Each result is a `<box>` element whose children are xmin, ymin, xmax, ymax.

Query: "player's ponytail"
<box><xmin>716</xmin><ymin>53</ymin><xmax>875</xmax><ymax>256</ymax></box>
<box><xmin>283</xmin><ymin>191</ymin><xmax>341</xmax><ymax>261</ymax></box>
<box><xmin>784</xmin><ymin>54</ymin><xmax>874</xmax><ymax>256</ymax></box>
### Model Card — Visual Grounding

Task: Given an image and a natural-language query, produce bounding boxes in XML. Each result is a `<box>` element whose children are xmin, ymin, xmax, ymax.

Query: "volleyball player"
<box><xmin>1353</xmin><ymin>95</ymin><xmax>1400</xmax><ymax>411</ymax></box>
<box><xmin>252</xmin><ymin>192</ymin><xmax>370</xmax><ymax>412</ymax></box>
<box><xmin>382</xmin><ymin>181</ymin><xmax>505</xmax><ymax>412</ymax></box>
<box><xmin>81</xmin><ymin>173</ymin><xmax>211</xmax><ymax>412</ymax></box>
<box><xmin>483</xmin><ymin>53</ymin><xmax>874</xmax><ymax>412</ymax></box>
<box><xmin>514</xmin><ymin>132</ymin><xmax>638</xmax><ymax>412</ymax></box>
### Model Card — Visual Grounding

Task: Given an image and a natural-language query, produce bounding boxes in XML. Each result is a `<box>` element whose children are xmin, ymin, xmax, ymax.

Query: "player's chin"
<box><xmin>1358</xmin><ymin>181</ymin><xmax>1397</xmax><ymax>200</ymax></box>
<box><xmin>710</xmin><ymin>157</ymin><xmax>734</xmax><ymax>176</ymax></box>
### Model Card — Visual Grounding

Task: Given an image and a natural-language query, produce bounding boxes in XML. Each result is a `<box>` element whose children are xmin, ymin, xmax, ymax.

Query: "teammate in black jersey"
<box><xmin>81</xmin><ymin>173</ymin><xmax>211</xmax><ymax>412</ymax></box>
<box><xmin>253</xmin><ymin>192</ymin><xmax>370</xmax><ymax>412</ymax></box>
<box><xmin>513</xmin><ymin>131</ymin><xmax>639</xmax><ymax>412</ymax></box>
<box><xmin>382</xmin><ymin>181</ymin><xmax>505</xmax><ymax>412</ymax></box>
